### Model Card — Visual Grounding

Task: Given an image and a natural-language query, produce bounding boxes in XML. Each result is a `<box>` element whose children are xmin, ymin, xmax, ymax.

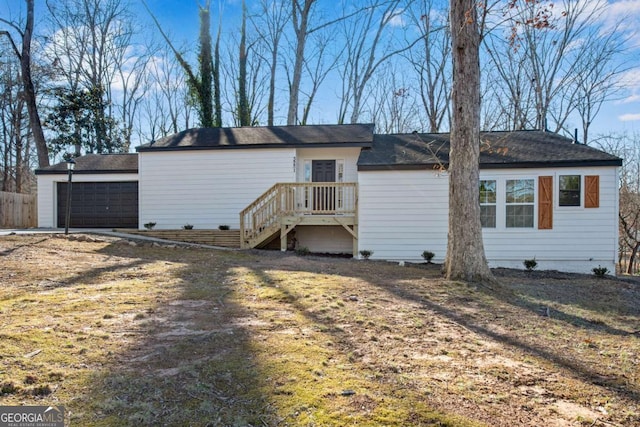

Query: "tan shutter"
<box><xmin>585</xmin><ymin>175</ymin><xmax>600</xmax><ymax>208</ymax></box>
<box><xmin>538</xmin><ymin>176</ymin><xmax>553</xmax><ymax>229</ymax></box>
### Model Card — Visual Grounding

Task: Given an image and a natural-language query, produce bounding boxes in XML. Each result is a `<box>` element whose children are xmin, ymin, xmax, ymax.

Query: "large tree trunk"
<box><xmin>213</xmin><ymin>17</ymin><xmax>222</xmax><ymax>127</ymax></box>
<box><xmin>626</xmin><ymin>242</ymin><xmax>640</xmax><ymax>275</ymax></box>
<box><xmin>198</xmin><ymin>1</ymin><xmax>214</xmax><ymax>128</ymax></box>
<box><xmin>445</xmin><ymin>0</ymin><xmax>494</xmax><ymax>283</ymax></box>
<box><xmin>237</xmin><ymin>0</ymin><xmax>250</xmax><ymax>126</ymax></box>
<box><xmin>22</xmin><ymin>0</ymin><xmax>49</xmax><ymax>167</ymax></box>
<box><xmin>287</xmin><ymin>0</ymin><xmax>312</xmax><ymax>126</ymax></box>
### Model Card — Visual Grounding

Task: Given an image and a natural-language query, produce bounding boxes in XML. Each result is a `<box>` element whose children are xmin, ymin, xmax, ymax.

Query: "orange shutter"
<box><xmin>538</xmin><ymin>176</ymin><xmax>553</xmax><ymax>229</ymax></box>
<box><xmin>585</xmin><ymin>175</ymin><xmax>600</xmax><ymax>208</ymax></box>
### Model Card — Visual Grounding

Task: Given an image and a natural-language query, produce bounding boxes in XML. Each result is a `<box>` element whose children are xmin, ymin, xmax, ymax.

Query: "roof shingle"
<box><xmin>35</xmin><ymin>153</ymin><xmax>138</xmax><ymax>175</ymax></box>
<box><xmin>358</xmin><ymin>131</ymin><xmax>622</xmax><ymax>170</ymax></box>
<box><xmin>35</xmin><ymin>129</ymin><xmax>622</xmax><ymax>175</ymax></box>
<box><xmin>137</xmin><ymin>124</ymin><xmax>375</xmax><ymax>151</ymax></box>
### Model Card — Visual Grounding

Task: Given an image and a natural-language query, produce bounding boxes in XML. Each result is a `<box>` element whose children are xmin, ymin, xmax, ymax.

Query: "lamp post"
<box><xmin>64</xmin><ymin>158</ymin><xmax>76</xmax><ymax>235</ymax></box>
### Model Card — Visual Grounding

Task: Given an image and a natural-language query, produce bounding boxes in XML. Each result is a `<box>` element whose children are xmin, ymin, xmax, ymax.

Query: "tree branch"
<box><xmin>0</xmin><ymin>30</ymin><xmax>22</xmax><ymax>59</ymax></box>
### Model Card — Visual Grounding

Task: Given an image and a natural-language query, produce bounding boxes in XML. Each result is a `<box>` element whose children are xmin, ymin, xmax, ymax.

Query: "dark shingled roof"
<box><xmin>358</xmin><ymin>131</ymin><xmax>622</xmax><ymax>170</ymax></box>
<box><xmin>35</xmin><ymin>130</ymin><xmax>621</xmax><ymax>175</ymax></box>
<box><xmin>35</xmin><ymin>153</ymin><xmax>138</xmax><ymax>175</ymax></box>
<box><xmin>136</xmin><ymin>124</ymin><xmax>375</xmax><ymax>151</ymax></box>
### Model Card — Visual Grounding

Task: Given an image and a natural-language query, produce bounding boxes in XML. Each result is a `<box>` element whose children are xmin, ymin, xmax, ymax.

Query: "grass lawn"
<box><xmin>0</xmin><ymin>234</ymin><xmax>638</xmax><ymax>426</ymax></box>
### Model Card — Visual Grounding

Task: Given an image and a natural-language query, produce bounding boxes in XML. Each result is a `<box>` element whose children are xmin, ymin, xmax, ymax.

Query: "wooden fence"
<box><xmin>0</xmin><ymin>191</ymin><xmax>37</xmax><ymax>228</ymax></box>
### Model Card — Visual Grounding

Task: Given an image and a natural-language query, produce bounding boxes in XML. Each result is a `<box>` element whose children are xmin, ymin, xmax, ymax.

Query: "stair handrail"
<box><xmin>240</xmin><ymin>183</ymin><xmax>284</xmax><ymax>246</ymax></box>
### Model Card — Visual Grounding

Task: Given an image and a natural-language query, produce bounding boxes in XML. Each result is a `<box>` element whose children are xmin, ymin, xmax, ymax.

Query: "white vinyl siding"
<box><xmin>358</xmin><ymin>170</ymin><xmax>449</xmax><ymax>263</ymax></box>
<box><xmin>481</xmin><ymin>168</ymin><xmax>618</xmax><ymax>272</ymax></box>
<box><xmin>357</xmin><ymin>166</ymin><xmax>618</xmax><ymax>274</ymax></box>
<box><xmin>138</xmin><ymin>149</ymin><xmax>295</xmax><ymax>229</ymax></box>
<box><xmin>37</xmin><ymin>173</ymin><xmax>138</xmax><ymax>228</ymax></box>
<box><xmin>295</xmin><ymin>225</ymin><xmax>353</xmax><ymax>253</ymax></box>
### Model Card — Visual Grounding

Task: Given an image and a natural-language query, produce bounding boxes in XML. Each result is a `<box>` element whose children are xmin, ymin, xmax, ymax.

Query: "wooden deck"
<box><xmin>240</xmin><ymin>182</ymin><xmax>358</xmax><ymax>254</ymax></box>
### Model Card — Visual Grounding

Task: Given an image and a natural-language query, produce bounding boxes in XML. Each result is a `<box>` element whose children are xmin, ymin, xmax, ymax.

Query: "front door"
<box><xmin>312</xmin><ymin>160</ymin><xmax>336</xmax><ymax>211</ymax></box>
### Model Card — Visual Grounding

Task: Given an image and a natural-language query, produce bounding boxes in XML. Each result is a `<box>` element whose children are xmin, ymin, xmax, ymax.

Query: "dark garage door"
<box><xmin>57</xmin><ymin>181</ymin><xmax>138</xmax><ymax>228</ymax></box>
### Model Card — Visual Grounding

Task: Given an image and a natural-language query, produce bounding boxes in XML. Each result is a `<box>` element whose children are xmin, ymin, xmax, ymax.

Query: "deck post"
<box><xmin>280</xmin><ymin>223</ymin><xmax>287</xmax><ymax>251</ymax></box>
<box><xmin>352</xmin><ymin>225</ymin><xmax>358</xmax><ymax>257</ymax></box>
<box><xmin>239</xmin><ymin>214</ymin><xmax>246</xmax><ymax>248</ymax></box>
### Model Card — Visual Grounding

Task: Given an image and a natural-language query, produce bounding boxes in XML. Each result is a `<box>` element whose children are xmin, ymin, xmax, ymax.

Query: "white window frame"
<box><xmin>479</xmin><ymin>179</ymin><xmax>497</xmax><ymax>228</ymax></box>
<box><xmin>505</xmin><ymin>178</ymin><xmax>536</xmax><ymax>229</ymax></box>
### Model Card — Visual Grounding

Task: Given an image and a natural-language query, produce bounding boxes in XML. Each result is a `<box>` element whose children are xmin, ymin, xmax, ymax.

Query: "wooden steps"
<box><xmin>115</xmin><ymin>229</ymin><xmax>241</xmax><ymax>248</ymax></box>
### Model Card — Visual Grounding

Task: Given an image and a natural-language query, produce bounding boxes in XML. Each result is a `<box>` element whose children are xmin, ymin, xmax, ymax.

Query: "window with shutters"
<box><xmin>506</xmin><ymin>179</ymin><xmax>535</xmax><ymax>228</ymax></box>
<box><xmin>559</xmin><ymin>175</ymin><xmax>581</xmax><ymax>206</ymax></box>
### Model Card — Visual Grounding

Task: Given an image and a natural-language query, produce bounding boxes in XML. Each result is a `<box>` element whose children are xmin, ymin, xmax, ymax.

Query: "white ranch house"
<box><xmin>36</xmin><ymin>124</ymin><xmax>621</xmax><ymax>274</ymax></box>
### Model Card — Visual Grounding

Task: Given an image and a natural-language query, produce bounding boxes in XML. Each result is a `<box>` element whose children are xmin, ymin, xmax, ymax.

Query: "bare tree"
<box><xmin>593</xmin><ymin>132</ymin><xmax>640</xmax><ymax>274</ymax></box>
<box><xmin>0</xmin><ymin>0</ymin><xmax>49</xmax><ymax>167</ymax></box>
<box><xmin>112</xmin><ymin>32</ymin><xmax>153</xmax><ymax>151</ymax></box>
<box><xmin>221</xmin><ymin>17</ymin><xmax>268</xmax><ymax>127</ymax></box>
<box><xmin>250</xmin><ymin>0</ymin><xmax>290</xmax><ymax>126</ymax></box>
<box><xmin>286</xmin><ymin>0</ymin><xmax>317</xmax><ymax>125</ymax></box>
<box><xmin>405</xmin><ymin>1</ymin><xmax>451</xmax><ymax>132</ymax></box>
<box><xmin>143</xmin><ymin>46</ymin><xmax>193</xmax><ymax>139</ymax></box>
<box><xmin>483</xmin><ymin>35</ymin><xmax>535</xmax><ymax>130</ymax></box>
<box><xmin>298</xmin><ymin>31</ymin><xmax>341</xmax><ymax>125</ymax></box>
<box><xmin>445</xmin><ymin>0</ymin><xmax>494</xmax><ymax>282</ymax></box>
<box><xmin>0</xmin><ymin>40</ymin><xmax>31</xmax><ymax>192</ymax></box>
<box><xmin>286</xmin><ymin>0</ymin><xmax>365</xmax><ymax>125</ymax></box>
<box><xmin>572</xmin><ymin>28</ymin><xmax>628</xmax><ymax>145</ymax></box>
<box><xmin>44</xmin><ymin>0</ymin><xmax>142</xmax><ymax>153</ymax></box>
<box><xmin>336</xmin><ymin>0</ymin><xmax>419</xmax><ymax>125</ymax></box>
<box><xmin>495</xmin><ymin>0</ymin><xmax>624</xmax><ymax>135</ymax></box>
<box><xmin>366</xmin><ymin>63</ymin><xmax>420</xmax><ymax>133</ymax></box>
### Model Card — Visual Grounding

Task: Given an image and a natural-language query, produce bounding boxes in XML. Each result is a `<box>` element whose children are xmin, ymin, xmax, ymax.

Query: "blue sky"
<box><xmin>1</xmin><ymin>0</ymin><xmax>639</xmax><ymax>139</ymax></box>
<box><xmin>120</xmin><ymin>0</ymin><xmax>640</xmax><ymax>138</ymax></box>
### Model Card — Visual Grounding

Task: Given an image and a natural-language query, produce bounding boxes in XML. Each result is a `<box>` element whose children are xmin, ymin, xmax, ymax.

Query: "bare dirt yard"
<box><xmin>0</xmin><ymin>233</ymin><xmax>639</xmax><ymax>426</ymax></box>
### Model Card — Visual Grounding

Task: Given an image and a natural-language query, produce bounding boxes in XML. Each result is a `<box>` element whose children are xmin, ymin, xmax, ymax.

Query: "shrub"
<box><xmin>359</xmin><ymin>249</ymin><xmax>374</xmax><ymax>260</ymax></box>
<box><xmin>592</xmin><ymin>266</ymin><xmax>609</xmax><ymax>277</ymax></box>
<box><xmin>1</xmin><ymin>382</ymin><xmax>18</xmax><ymax>395</ymax></box>
<box><xmin>523</xmin><ymin>258</ymin><xmax>537</xmax><ymax>272</ymax></box>
<box><xmin>218</xmin><ymin>225</ymin><xmax>230</xmax><ymax>230</ymax></box>
<box><xmin>143</xmin><ymin>222</ymin><xmax>156</xmax><ymax>230</ymax></box>
<box><xmin>183</xmin><ymin>224</ymin><xmax>194</xmax><ymax>230</ymax></box>
<box><xmin>422</xmin><ymin>250</ymin><xmax>435</xmax><ymax>263</ymax></box>
<box><xmin>296</xmin><ymin>247</ymin><xmax>310</xmax><ymax>256</ymax></box>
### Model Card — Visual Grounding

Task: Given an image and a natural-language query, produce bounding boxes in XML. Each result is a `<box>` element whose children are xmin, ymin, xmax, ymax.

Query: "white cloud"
<box><xmin>602</xmin><ymin>0</ymin><xmax>640</xmax><ymax>23</ymax></box>
<box><xmin>619</xmin><ymin>113</ymin><xmax>640</xmax><ymax>121</ymax></box>
<box><xmin>619</xmin><ymin>94</ymin><xmax>640</xmax><ymax>104</ymax></box>
<box><xmin>385</xmin><ymin>9</ymin><xmax>406</xmax><ymax>27</ymax></box>
<box><xmin>620</xmin><ymin>69</ymin><xmax>640</xmax><ymax>86</ymax></box>
<box><xmin>600</xmin><ymin>0</ymin><xmax>640</xmax><ymax>46</ymax></box>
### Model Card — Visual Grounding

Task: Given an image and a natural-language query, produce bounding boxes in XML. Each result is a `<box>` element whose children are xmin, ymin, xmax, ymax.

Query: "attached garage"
<box><xmin>56</xmin><ymin>181</ymin><xmax>138</xmax><ymax>228</ymax></box>
<box><xmin>36</xmin><ymin>154</ymin><xmax>139</xmax><ymax>229</ymax></box>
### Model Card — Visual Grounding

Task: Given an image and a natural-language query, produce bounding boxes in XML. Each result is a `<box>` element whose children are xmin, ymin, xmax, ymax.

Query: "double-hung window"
<box><xmin>559</xmin><ymin>175</ymin><xmax>581</xmax><ymax>206</ymax></box>
<box><xmin>479</xmin><ymin>180</ymin><xmax>497</xmax><ymax>228</ymax></box>
<box><xmin>506</xmin><ymin>179</ymin><xmax>535</xmax><ymax>228</ymax></box>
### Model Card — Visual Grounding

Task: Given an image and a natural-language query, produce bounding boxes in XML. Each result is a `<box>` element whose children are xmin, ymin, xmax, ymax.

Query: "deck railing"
<box><xmin>240</xmin><ymin>182</ymin><xmax>357</xmax><ymax>248</ymax></box>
